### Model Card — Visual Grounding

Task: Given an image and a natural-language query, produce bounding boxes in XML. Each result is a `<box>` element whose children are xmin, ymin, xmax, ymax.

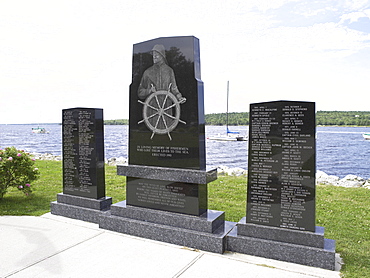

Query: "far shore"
<box><xmin>2</xmin><ymin>123</ymin><xmax>370</xmax><ymax>127</ymax></box>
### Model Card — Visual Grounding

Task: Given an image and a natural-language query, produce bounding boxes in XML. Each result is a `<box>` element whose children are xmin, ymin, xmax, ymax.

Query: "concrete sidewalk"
<box><xmin>0</xmin><ymin>213</ymin><xmax>341</xmax><ymax>278</ymax></box>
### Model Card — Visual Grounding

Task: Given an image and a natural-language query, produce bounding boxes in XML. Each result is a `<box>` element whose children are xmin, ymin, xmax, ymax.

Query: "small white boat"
<box><xmin>207</xmin><ymin>136</ymin><xmax>247</xmax><ymax>141</ymax></box>
<box><xmin>363</xmin><ymin>133</ymin><xmax>370</xmax><ymax>140</ymax></box>
<box><xmin>208</xmin><ymin>130</ymin><xmax>247</xmax><ymax>141</ymax></box>
<box><xmin>32</xmin><ymin>127</ymin><xmax>49</xmax><ymax>134</ymax></box>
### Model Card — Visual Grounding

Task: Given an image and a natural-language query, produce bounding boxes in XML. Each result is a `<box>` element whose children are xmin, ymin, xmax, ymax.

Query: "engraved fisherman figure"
<box><xmin>138</xmin><ymin>44</ymin><xmax>186</xmax><ymax>103</ymax></box>
<box><xmin>137</xmin><ymin>44</ymin><xmax>187</xmax><ymax>140</ymax></box>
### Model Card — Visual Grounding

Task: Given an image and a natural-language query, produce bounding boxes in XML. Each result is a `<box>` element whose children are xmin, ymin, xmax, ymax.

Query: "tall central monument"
<box><xmin>100</xmin><ymin>36</ymin><xmax>233</xmax><ymax>253</ymax></box>
<box><xmin>128</xmin><ymin>37</ymin><xmax>205</xmax><ymax>170</ymax></box>
<box><xmin>125</xmin><ymin>36</ymin><xmax>207</xmax><ymax>216</ymax></box>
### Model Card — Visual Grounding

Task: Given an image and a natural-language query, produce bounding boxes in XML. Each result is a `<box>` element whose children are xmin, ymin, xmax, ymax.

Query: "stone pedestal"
<box><xmin>100</xmin><ymin>200</ymin><xmax>235</xmax><ymax>253</ymax></box>
<box><xmin>51</xmin><ymin>193</ymin><xmax>112</xmax><ymax>224</ymax></box>
<box><xmin>227</xmin><ymin>218</ymin><xmax>336</xmax><ymax>270</ymax></box>
<box><xmin>99</xmin><ymin>164</ymin><xmax>234</xmax><ymax>253</ymax></box>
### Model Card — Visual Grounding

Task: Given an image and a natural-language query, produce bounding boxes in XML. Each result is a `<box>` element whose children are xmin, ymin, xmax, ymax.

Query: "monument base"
<box><xmin>118</xmin><ymin>165</ymin><xmax>217</xmax><ymax>215</ymax></box>
<box><xmin>227</xmin><ymin>217</ymin><xmax>336</xmax><ymax>270</ymax></box>
<box><xmin>51</xmin><ymin>193</ymin><xmax>112</xmax><ymax>224</ymax></box>
<box><xmin>99</xmin><ymin>201</ymin><xmax>235</xmax><ymax>253</ymax></box>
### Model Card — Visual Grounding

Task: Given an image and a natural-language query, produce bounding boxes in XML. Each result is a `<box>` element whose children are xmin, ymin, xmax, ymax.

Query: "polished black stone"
<box><xmin>62</xmin><ymin>108</ymin><xmax>105</xmax><ymax>199</ymax></box>
<box><xmin>128</xmin><ymin>36</ymin><xmax>205</xmax><ymax>170</ymax></box>
<box><xmin>126</xmin><ymin>177</ymin><xmax>207</xmax><ymax>215</ymax></box>
<box><xmin>247</xmin><ymin>101</ymin><xmax>316</xmax><ymax>232</ymax></box>
<box><xmin>123</xmin><ymin>36</ymin><xmax>209</xmax><ymax>216</ymax></box>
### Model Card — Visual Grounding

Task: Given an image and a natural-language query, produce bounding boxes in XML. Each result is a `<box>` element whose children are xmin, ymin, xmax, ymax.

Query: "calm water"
<box><xmin>1</xmin><ymin>124</ymin><xmax>370</xmax><ymax>179</ymax></box>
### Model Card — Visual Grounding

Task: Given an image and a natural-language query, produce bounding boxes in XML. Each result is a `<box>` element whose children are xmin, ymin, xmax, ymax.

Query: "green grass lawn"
<box><xmin>0</xmin><ymin>160</ymin><xmax>369</xmax><ymax>277</ymax></box>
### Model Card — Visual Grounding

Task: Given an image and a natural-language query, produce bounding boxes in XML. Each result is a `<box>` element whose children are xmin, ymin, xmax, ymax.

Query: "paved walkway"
<box><xmin>0</xmin><ymin>213</ymin><xmax>341</xmax><ymax>278</ymax></box>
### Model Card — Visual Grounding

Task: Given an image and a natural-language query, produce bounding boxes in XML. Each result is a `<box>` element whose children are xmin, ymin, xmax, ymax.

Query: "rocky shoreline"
<box><xmin>31</xmin><ymin>153</ymin><xmax>370</xmax><ymax>189</ymax></box>
<box><xmin>316</xmin><ymin>170</ymin><xmax>370</xmax><ymax>189</ymax></box>
<box><xmin>217</xmin><ymin>166</ymin><xmax>370</xmax><ymax>189</ymax></box>
<box><xmin>31</xmin><ymin>153</ymin><xmax>63</xmax><ymax>161</ymax></box>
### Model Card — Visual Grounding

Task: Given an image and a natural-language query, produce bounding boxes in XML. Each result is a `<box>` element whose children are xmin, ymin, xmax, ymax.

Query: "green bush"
<box><xmin>0</xmin><ymin>147</ymin><xmax>40</xmax><ymax>199</ymax></box>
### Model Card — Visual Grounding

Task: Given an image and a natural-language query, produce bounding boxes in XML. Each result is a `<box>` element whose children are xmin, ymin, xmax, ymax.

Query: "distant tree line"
<box><xmin>104</xmin><ymin>119</ymin><xmax>128</xmax><ymax>125</ymax></box>
<box><xmin>205</xmin><ymin>112</ymin><xmax>249</xmax><ymax>125</ymax></box>
<box><xmin>316</xmin><ymin>111</ymin><xmax>370</xmax><ymax>126</ymax></box>
<box><xmin>205</xmin><ymin>111</ymin><xmax>370</xmax><ymax>126</ymax></box>
<box><xmin>104</xmin><ymin>111</ymin><xmax>370</xmax><ymax>126</ymax></box>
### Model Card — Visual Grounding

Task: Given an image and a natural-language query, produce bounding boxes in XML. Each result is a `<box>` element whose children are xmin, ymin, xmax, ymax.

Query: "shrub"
<box><xmin>0</xmin><ymin>147</ymin><xmax>40</xmax><ymax>199</ymax></box>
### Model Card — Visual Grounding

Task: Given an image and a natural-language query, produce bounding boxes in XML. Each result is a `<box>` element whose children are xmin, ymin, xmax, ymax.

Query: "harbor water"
<box><xmin>1</xmin><ymin>124</ymin><xmax>370</xmax><ymax>179</ymax></box>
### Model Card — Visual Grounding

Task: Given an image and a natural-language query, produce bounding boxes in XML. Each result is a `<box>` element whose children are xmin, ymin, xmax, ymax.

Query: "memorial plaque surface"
<box><xmin>247</xmin><ymin>101</ymin><xmax>316</xmax><ymax>232</ymax></box>
<box><xmin>62</xmin><ymin>108</ymin><xmax>105</xmax><ymax>199</ymax></box>
<box><xmin>126</xmin><ymin>177</ymin><xmax>207</xmax><ymax>215</ymax></box>
<box><xmin>128</xmin><ymin>36</ymin><xmax>205</xmax><ymax>170</ymax></box>
<box><xmin>123</xmin><ymin>36</ymin><xmax>208</xmax><ymax>215</ymax></box>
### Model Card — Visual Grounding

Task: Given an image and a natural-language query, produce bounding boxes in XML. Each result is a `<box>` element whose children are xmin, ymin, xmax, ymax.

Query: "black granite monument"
<box><xmin>100</xmin><ymin>36</ymin><xmax>233</xmax><ymax>253</ymax></box>
<box><xmin>247</xmin><ymin>101</ymin><xmax>316</xmax><ymax>231</ymax></box>
<box><xmin>51</xmin><ymin>108</ymin><xmax>112</xmax><ymax>223</ymax></box>
<box><xmin>126</xmin><ymin>36</ymin><xmax>208</xmax><ymax>215</ymax></box>
<box><xmin>128</xmin><ymin>37</ymin><xmax>205</xmax><ymax>170</ymax></box>
<box><xmin>227</xmin><ymin>101</ymin><xmax>336</xmax><ymax>270</ymax></box>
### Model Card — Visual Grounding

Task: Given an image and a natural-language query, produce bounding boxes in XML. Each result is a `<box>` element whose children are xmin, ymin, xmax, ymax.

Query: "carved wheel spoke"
<box><xmin>163</xmin><ymin>111</ymin><xmax>177</xmax><ymax>121</ymax></box>
<box><xmin>138</xmin><ymin>111</ymin><xmax>159</xmax><ymax>124</ymax></box>
<box><xmin>161</xmin><ymin>94</ymin><xmax>169</xmax><ymax>109</ymax></box>
<box><xmin>154</xmin><ymin>114</ymin><xmax>162</xmax><ymax>128</ymax></box>
<box><xmin>163</xmin><ymin>102</ymin><xmax>177</xmax><ymax>111</ymax></box>
<box><xmin>154</xmin><ymin>95</ymin><xmax>162</xmax><ymax>110</ymax></box>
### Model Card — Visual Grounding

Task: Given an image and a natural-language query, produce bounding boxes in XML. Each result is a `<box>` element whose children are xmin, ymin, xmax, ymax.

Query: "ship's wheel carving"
<box><xmin>138</xmin><ymin>87</ymin><xmax>186</xmax><ymax>140</ymax></box>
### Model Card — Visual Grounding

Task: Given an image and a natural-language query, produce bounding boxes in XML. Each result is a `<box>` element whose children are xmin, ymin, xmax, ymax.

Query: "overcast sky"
<box><xmin>1</xmin><ymin>0</ymin><xmax>369</xmax><ymax>124</ymax></box>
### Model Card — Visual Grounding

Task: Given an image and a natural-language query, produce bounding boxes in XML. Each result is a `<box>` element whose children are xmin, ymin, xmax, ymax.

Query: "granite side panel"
<box><xmin>227</xmin><ymin>227</ymin><xmax>336</xmax><ymax>271</ymax></box>
<box><xmin>110</xmin><ymin>201</ymin><xmax>224</xmax><ymax>233</ymax></box>
<box><xmin>237</xmin><ymin>218</ymin><xmax>325</xmax><ymax>248</ymax></box>
<box><xmin>117</xmin><ymin>165</ymin><xmax>217</xmax><ymax>184</ymax></box>
<box><xmin>50</xmin><ymin>201</ymin><xmax>106</xmax><ymax>224</ymax></box>
<box><xmin>99</xmin><ymin>213</ymin><xmax>235</xmax><ymax>254</ymax></box>
<box><xmin>56</xmin><ymin>193</ymin><xmax>112</xmax><ymax>210</ymax></box>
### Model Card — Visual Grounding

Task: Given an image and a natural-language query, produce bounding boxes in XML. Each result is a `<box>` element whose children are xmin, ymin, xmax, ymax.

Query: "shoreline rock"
<box><xmin>30</xmin><ymin>153</ymin><xmax>369</xmax><ymax>189</ymax></box>
<box><xmin>214</xmin><ymin>167</ymin><xmax>370</xmax><ymax>189</ymax></box>
<box><xmin>316</xmin><ymin>170</ymin><xmax>370</xmax><ymax>189</ymax></box>
<box><xmin>216</xmin><ymin>165</ymin><xmax>247</xmax><ymax>176</ymax></box>
<box><xmin>105</xmin><ymin>157</ymin><xmax>128</xmax><ymax>166</ymax></box>
<box><xmin>30</xmin><ymin>152</ymin><xmax>62</xmax><ymax>161</ymax></box>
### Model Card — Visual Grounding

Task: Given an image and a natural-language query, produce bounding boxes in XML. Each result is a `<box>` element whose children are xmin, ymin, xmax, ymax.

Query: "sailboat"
<box><xmin>207</xmin><ymin>81</ymin><xmax>247</xmax><ymax>141</ymax></box>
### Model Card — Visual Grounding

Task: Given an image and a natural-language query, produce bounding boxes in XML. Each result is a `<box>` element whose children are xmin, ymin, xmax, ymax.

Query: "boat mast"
<box><xmin>226</xmin><ymin>81</ymin><xmax>230</xmax><ymax>134</ymax></box>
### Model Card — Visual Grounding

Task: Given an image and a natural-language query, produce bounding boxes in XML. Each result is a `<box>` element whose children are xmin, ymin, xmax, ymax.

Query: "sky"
<box><xmin>1</xmin><ymin>0</ymin><xmax>370</xmax><ymax>124</ymax></box>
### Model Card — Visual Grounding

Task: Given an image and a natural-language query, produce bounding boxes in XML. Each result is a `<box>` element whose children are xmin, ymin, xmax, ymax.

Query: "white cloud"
<box><xmin>343</xmin><ymin>0</ymin><xmax>370</xmax><ymax>11</ymax></box>
<box><xmin>340</xmin><ymin>9</ymin><xmax>370</xmax><ymax>23</ymax></box>
<box><xmin>246</xmin><ymin>0</ymin><xmax>300</xmax><ymax>12</ymax></box>
<box><xmin>0</xmin><ymin>0</ymin><xmax>370</xmax><ymax>123</ymax></box>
